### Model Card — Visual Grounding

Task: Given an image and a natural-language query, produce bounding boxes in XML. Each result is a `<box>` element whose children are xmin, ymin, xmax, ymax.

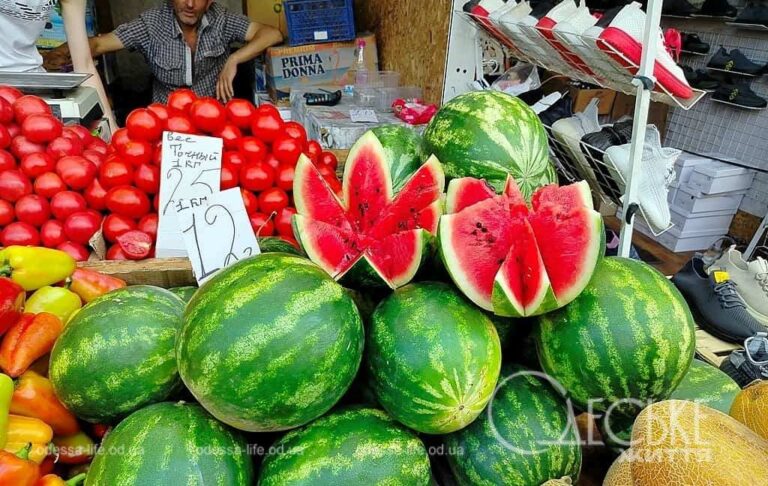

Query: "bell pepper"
<box><xmin>90</xmin><ymin>423</ymin><xmax>109</xmax><ymax>440</ymax></box>
<box><xmin>37</xmin><ymin>455</ymin><xmax>54</xmax><ymax>477</ymax></box>
<box><xmin>24</xmin><ymin>288</ymin><xmax>81</xmax><ymax>325</ymax></box>
<box><xmin>4</xmin><ymin>415</ymin><xmax>52</xmax><ymax>464</ymax></box>
<box><xmin>10</xmin><ymin>372</ymin><xmax>79</xmax><ymax>436</ymax></box>
<box><xmin>0</xmin><ymin>314</ymin><xmax>64</xmax><ymax>378</ymax></box>
<box><xmin>37</xmin><ymin>473</ymin><xmax>86</xmax><ymax>486</ymax></box>
<box><xmin>0</xmin><ymin>247</ymin><xmax>76</xmax><ymax>292</ymax></box>
<box><xmin>68</xmin><ymin>268</ymin><xmax>126</xmax><ymax>304</ymax></box>
<box><xmin>52</xmin><ymin>431</ymin><xmax>94</xmax><ymax>465</ymax></box>
<box><xmin>0</xmin><ymin>444</ymin><xmax>40</xmax><ymax>486</ymax></box>
<box><xmin>0</xmin><ymin>373</ymin><xmax>13</xmax><ymax>448</ymax></box>
<box><xmin>0</xmin><ymin>277</ymin><xmax>25</xmax><ymax>336</ymax></box>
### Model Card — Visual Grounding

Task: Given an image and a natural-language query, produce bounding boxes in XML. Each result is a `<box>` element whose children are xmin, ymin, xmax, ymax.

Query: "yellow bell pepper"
<box><xmin>0</xmin><ymin>374</ymin><xmax>12</xmax><ymax>448</ymax></box>
<box><xmin>23</xmin><ymin>288</ymin><xmax>81</xmax><ymax>324</ymax></box>
<box><xmin>0</xmin><ymin>248</ymin><xmax>75</xmax><ymax>292</ymax></box>
<box><xmin>4</xmin><ymin>414</ymin><xmax>53</xmax><ymax>464</ymax></box>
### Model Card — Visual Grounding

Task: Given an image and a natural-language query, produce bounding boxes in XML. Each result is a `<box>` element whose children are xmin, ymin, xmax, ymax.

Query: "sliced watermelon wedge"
<box><xmin>445</xmin><ymin>177</ymin><xmax>496</xmax><ymax>214</ymax></box>
<box><xmin>439</xmin><ymin>176</ymin><xmax>604</xmax><ymax>317</ymax></box>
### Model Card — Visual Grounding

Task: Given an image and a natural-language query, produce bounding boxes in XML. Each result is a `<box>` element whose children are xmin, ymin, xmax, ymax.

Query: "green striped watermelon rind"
<box><xmin>536</xmin><ymin>257</ymin><xmax>696</xmax><ymax>419</ymax></box>
<box><xmin>85</xmin><ymin>402</ymin><xmax>253</xmax><ymax>486</ymax></box>
<box><xmin>258</xmin><ymin>407</ymin><xmax>431</xmax><ymax>486</ymax></box>
<box><xmin>370</xmin><ymin>124</ymin><xmax>426</xmax><ymax>193</ymax></box>
<box><xmin>49</xmin><ymin>285</ymin><xmax>185</xmax><ymax>423</ymax></box>
<box><xmin>445</xmin><ymin>364</ymin><xmax>582</xmax><ymax>486</ymax></box>
<box><xmin>366</xmin><ymin>282</ymin><xmax>502</xmax><ymax>435</ymax></box>
<box><xmin>176</xmin><ymin>253</ymin><xmax>365</xmax><ymax>432</ymax></box>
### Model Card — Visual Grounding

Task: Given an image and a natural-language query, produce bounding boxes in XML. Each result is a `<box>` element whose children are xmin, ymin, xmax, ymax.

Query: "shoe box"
<box><xmin>669</xmin><ymin>182</ymin><xmax>746</xmax><ymax>214</ymax></box>
<box><xmin>616</xmin><ymin>206</ymin><xmax>731</xmax><ymax>252</ymax></box>
<box><xmin>687</xmin><ymin>161</ymin><xmax>755</xmax><ymax>195</ymax></box>
<box><xmin>674</xmin><ymin>152</ymin><xmax>713</xmax><ymax>184</ymax></box>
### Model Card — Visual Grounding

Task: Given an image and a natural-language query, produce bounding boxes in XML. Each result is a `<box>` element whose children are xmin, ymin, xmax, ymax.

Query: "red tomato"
<box><xmin>105</xmin><ymin>186</ymin><xmax>151</xmax><ymax>219</ymax></box>
<box><xmin>40</xmin><ymin>219</ymin><xmax>66</xmax><ymax>248</ymax></box>
<box><xmin>240</xmin><ymin>162</ymin><xmax>274</xmax><ymax>192</ymax></box>
<box><xmin>223</xmin><ymin>151</ymin><xmax>246</xmax><ymax>167</ymax></box>
<box><xmin>0</xmin><ymin>170</ymin><xmax>32</xmax><ymax>202</ymax></box>
<box><xmin>238</xmin><ymin>137</ymin><xmax>268</xmax><ymax>164</ymax></box>
<box><xmin>0</xmin><ymin>150</ymin><xmax>14</xmax><ymax>172</ymax></box>
<box><xmin>153</xmin><ymin>193</ymin><xmax>160</xmax><ymax>212</ymax></box>
<box><xmin>258</xmin><ymin>187</ymin><xmax>289</xmax><ymax>215</ymax></box>
<box><xmin>137</xmin><ymin>213</ymin><xmax>158</xmax><ymax>240</ymax></box>
<box><xmin>165</xmin><ymin>115</ymin><xmax>195</xmax><ymax>134</ymax></box>
<box><xmin>147</xmin><ymin>103</ymin><xmax>170</xmax><ymax>124</ymax></box>
<box><xmin>256</xmin><ymin>103</ymin><xmax>280</xmax><ymax>117</ymax></box>
<box><xmin>102</xmin><ymin>214</ymin><xmax>137</xmax><ymax>243</ymax></box>
<box><xmin>12</xmin><ymin>95</ymin><xmax>51</xmax><ymax>123</ymax></box>
<box><xmin>0</xmin><ymin>97</ymin><xmax>14</xmax><ymax>124</ymax></box>
<box><xmin>241</xmin><ymin>189</ymin><xmax>258</xmax><ymax>215</ymax></box>
<box><xmin>272</xmin><ymin>135</ymin><xmax>303</xmax><ymax>166</ymax></box>
<box><xmin>87</xmin><ymin>138</ymin><xmax>109</xmax><ymax>155</ymax></box>
<box><xmin>126</xmin><ymin>108</ymin><xmax>163</xmax><ymax>142</ymax></box>
<box><xmin>0</xmin><ymin>200</ymin><xmax>14</xmax><ymax>226</ymax></box>
<box><xmin>47</xmin><ymin>135</ymin><xmax>83</xmax><ymax>158</ymax></box>
<box><xmin>0</xmin><ymin>86</ymin><xmax>23</xmax><ymax>106</ymax></box>
<box><xmin>105</xmin><ymin>244</ymin><xmax>128</xmax><ymax>260</ymax></box>
<box><xmin>15</xmin><ymin>194</ymin><xmax>50</xmax><ymax>227</ymax></box>
<box><xmin>64</xmin><ymin>125</ymin><xmax>95</xmax><ymax>146</ymax></box>
<box><xmin>50</xmin><ymin>191</ymin><xmax>87</xmax><ymax>221</ymax></box>
<box><xmin>275</xmin><ymin>207</ymin><xmax>296</xmax><ymax>237</ymax></box>
<box><xmin>1</xmin><ymin>222</ymin><xmax>39</xmax><ymax>246</ymax></box>
<box><xmin>56</xmin><ymin>156</ymin><xmax>97</xmax><ymax>190</ymax></box>
<box><xmin>82</xmin><ymin>149</ymin><xmax>105</xmax><ymax>168</ymax></box>
<box><xmin>275</xmin><ymin>164</ymin><xmax>295</xmax><ymax>191</ymax></box>
<box><xmin>133</xmin><ymin>164</ymin><xmax>160</xmax><ymax>194</ymax></box>
<box><xmin>189</xmin><ymin>97</ymin><xmax>226</xmax><ymax>133</ymax></box>
<box><xmin>84</xmin><ymin>178</ymin><xmax>108</xmax><ymax>211</ymax></box>
<box><xmin>225</xmin><ymin>99</ymin><xmax>257</xmax><ymax>129</ymax></box>
<box><xmin>220</xmin><ymin>163</ymin><xmax>239</xmax><ymax>190</ymax></box>
<box><xmin>5</xmin><ymin>124</ymin><xmax>19</xmax><ymax>139</ymax></box>
<box><xmin>249</xmin><ymin>212</ymin><xmax>275</xmax><ymax>237</ymax></box>
<box><xmin>56</xmin><ymin>241</ymin><xmax>90</xmax><ymax>262</ymax></box>
<box><xmin>20</xmin><ymin>153</ymin><xmax>55</xmax><ymax>179</ymax></box>
<box><xmin>33</xmin><ymin>172</ymin><xmax>65</xmax><ymax>198</ymax></box>
<box><xmin>319</xmin><ymin>151</ymin><xmax>339</xmax><ymax>171</ymax></box>
<box><xmin>167</xmin><ymin>89</ymin><xmax>197</xmax><ymax>114</ymax></box>
<box><xmin>213</xmin><ymin>124</ymin><xmax>241</xmax><ymax>150</ymax></box>
<box><xmin>98</xmin><ymin>158</ymin><xmax>134</xmax><ymax>189</ymax></box>
<box><xmin>251</xmin><ymin>107</ymin><xmax>284</xmax><ymax>143</ymax></box>
<box><xmin>282</xmin><ymin>121</ymin><xmax>308</xmax><ymax>147</ymax></box>
<box><xmin>264</xmin><ymin>154</ymin><xmax>280</xmax><ymax>172</ymax></box>
<box><xmin>317</xmin><ymin>164</ymin><xmax>336</xmax><ymax>180</ymax></box>
<box><xmin>21</xmin><ymin>114</ymin><xmax>62</xmax><ymax>143</ymax></box>
<box><xmin>10</xmin><ymin>136</ymin><xmax>46</xmax><ymax>160</ymax></box>
<box><xmin>0</xmin><ymin>125</ymin><xmax>9</xmax><ymax>150</ymax></box>
<box><xmin>305</xmin><ymin>140</ymin><xmax>322</xmax><ymax>163</ymax></box>
<box><xmin>119</xmin><ymin>140</ymin><xmax>153</xmax><ymax>167</ymax></box>
<box><xmin>152</xmin><ymin>145</ymin><xmax>162</xmax><ymax>166</ymax></box>
<box><xmin>60</xmin><ymin>129</ymin><xmax>80</xmax><ymax>143</ymax></box>
<box><xmin>64</xmin><ymin>210</ymin><xmax>102</xmax><ymax>245</ymax></box>
<box><xmin>116</xmin><ymin>230</ymin><xmax>153</xmax><ymax>260</ymax></box>
<box><xmin>110</xmin><ymin>128</ymin><xmax>131</xmax><ymax>152</ymax></box>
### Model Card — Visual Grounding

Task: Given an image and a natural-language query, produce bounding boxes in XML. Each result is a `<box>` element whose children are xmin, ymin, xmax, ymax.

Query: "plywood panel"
<box><xmin>354</xmin><ymin>0</ymin><xmax>451</xmax><ymax>105</ymax></box>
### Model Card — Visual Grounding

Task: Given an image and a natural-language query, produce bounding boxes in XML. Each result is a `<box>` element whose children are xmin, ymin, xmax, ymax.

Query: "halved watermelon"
<box><xmin>294</xmin><ymin>131</ymin><xmax>445</xmax><ymax>289</ymax></box>
<box><xmin>439</xmin><ymin>177</ymin><xmax>604</xmax><ymax>317</ymax></box>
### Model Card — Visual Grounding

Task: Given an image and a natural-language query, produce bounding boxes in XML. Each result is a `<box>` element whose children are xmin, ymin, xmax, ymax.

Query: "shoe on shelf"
<box><xmin>662</xmin><ymin>0</ymin><xmax>699</xmax><ymax>16</ymax></box>
<box><xmin>519</xmin><ymin>1</ymin><xmax>574</xmax><ymax>74</ymax></box>
<box><xmin>672</xmin><ymin>258</ymin><xmax>768</xmax><ymax>344</ymax></box>
<box><xmin>611</xmin><ymin>119</ymin><xmax>634</xmax><ymax>143</ymax></box>
<box><xmin>493</xmin><ymin>1</ymin><xmax>542</xmax><ymax>60</ymax></box>
<box><xmin>582</xmin><ymin>6</ymin><xmax>636</xmax><ymax>83</ymax></box>
<box><xmin>681</xmin><ymin>33</ymin><xmax>710</xmax><ymax>54</ymax></box>
<box><xmin>554</xmin><ymin>6</ymin><xmax>617</xmax><ymax>83</ymax></box>
<box><xmin>720</xmin><ymin>332</ymin><xmax>768</xmax><ymax>387</ymax></box>
<box><xmin>709</xmin><ymin>246</ymin><xmax>768</xmax><ymax>325</ymax></box>
<box><xmin>536</xmin><ymin>0</ymin><xmax>598</xmax><ymax>76</ymax></box>
<box><xmin>551</xmin><ymin>98</ymin><xmax>603</xmax><ymax>186</ymax></box>
<box><xmin>712</xmin><ymin>80</ymin><xmax>768</xmax><ymax>109</ymax></box>
<box><xmin>683</xmin><ymin>66</ymin><xmax>720</xmax><ymax>91</ymax></box>
<box><xmin>694</xmin><ymin>0</ymin><xmax>738</xmax><ymax>18</ymax></box>
<box><xmin>470</xmin><ymin>0</ymin><xmax>518</xmax><ymax>50</ymax></box>
<box><xmin>538</xmin><ymin>93</ymin><xmax>573</xmax><ymax>126</ymax></box>
<box><xmin>735</xmin><ymin>1</ymin><xmax>768</xmax><ymax>26</ymax></box>
<box><xmin>581</xmin><ymin>125</ymin><xmax>627</xmax><ymax>201</ymax></box>
<box><xmin>596</xmin><ymin>2</ymin><xmax>694</xmax><ymax>99</ymax></box>
<box><xmin>603</xmin><ymin>125</ymin><xmax>680</xmax><ymax>231</ymax></box>
<box><xmin>707</xmin><ymin>47</ymin><xmax>764</xmax><ymax>76</ymax></box>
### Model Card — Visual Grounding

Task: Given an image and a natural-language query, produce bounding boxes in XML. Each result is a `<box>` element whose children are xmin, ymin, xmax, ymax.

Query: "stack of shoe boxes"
<box><xmin>629</xmin><ymin>153</ymin><xmax>755</xmax><ymax>252</ymax></box>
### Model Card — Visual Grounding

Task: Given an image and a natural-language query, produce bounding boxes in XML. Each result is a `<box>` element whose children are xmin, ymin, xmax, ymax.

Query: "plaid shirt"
<box><xmin>115</xmin><ymin>2</ymin><xmax>250</xmax><ymax>103</ymax></box>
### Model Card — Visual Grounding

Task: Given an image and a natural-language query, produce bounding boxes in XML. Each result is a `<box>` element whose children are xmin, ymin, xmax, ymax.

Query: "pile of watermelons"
<box><xmin>49</xmin><ymin>92</ymin><xmax>768</xmax><ymax>485</ymax></box>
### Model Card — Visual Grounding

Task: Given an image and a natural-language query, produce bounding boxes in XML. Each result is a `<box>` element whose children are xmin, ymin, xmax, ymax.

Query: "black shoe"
<box><xmin>683</xmin><ymin>66</ymin><xmax>720</xmax><ymax>91</ymax></box>
<box><xmin>611</xmin><ymin>119</ymin><xmax>634</xmax><ymax>144</ymax></box>
<box><xmin>712</xmin><ymin>81</ymin><xmax>768</xmax><ymax>109</ymax></box>
<box><xmin>672</xmin><ymin>258</ymin><xmax>768</xmax><ymax>343</ymax></box>
<box><xmin>530</xmin><ymin>0</ymin><xmax>555</xmax><ymax>19</ymax></box>
<box><xmin>462</xmin><ymin>0</ymin><xmax>480</xmax><ymax>13</ymax></box>
<box><xmin>663</xmin><ymin>0</ymin><xmax>699</xmax><ymax>16</ymax></box>
<box><xmin>707</xmin><ymin>47</ymin><xmax>764</xmax><ymax>76</ymax></box>
<box><xmin>681</xmin><ymin>33</ymin><xmax>710</xmax><ymax>54</ymax></box>
<box><xmin>695</xmin><ymin>0</ymin><xmax>737</xmax><ymax>17</ymax></box>
<box><xmin>538</xmin><ymin>94</ymin><xmax>573</xmax><ymax>126</ymax></box>
<box><xmin>581</xmin><ymin>127</ymin><xmax>625</xmax><ymax>200</ymax></box>
<box><xmin>719</xmin><ymin>332</ymin><xmax>768</xmax><ymax>387</ymax></box>
<box><xmin>735</xmin><ymin>1</ymin><xmax>768</xmax><ymax>26</ymax></box>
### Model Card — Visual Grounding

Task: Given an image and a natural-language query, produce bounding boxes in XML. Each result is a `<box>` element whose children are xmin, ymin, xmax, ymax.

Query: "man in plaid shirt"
<box><xmin>86</xmin><ymin>0</ymin><xmax>282</xmax><ymax>103</ymax></box>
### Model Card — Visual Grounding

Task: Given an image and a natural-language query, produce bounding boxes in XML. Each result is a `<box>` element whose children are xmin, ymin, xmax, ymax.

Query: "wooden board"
<box><xmin>695</xmin><ymin>326</ymin><xmax>741</xmax><ymax>366</ymax></box>
<box><xmin>80</xmin><ymin>258</ymin><xmax>195</xmax><ymax>287</ymax></box>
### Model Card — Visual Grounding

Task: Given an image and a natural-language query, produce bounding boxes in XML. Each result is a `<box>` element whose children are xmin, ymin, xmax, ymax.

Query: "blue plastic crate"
<box><xmin>283</xmin><ymin>0</ymin><xmax>356</xmax><ymax>46</ymax></box>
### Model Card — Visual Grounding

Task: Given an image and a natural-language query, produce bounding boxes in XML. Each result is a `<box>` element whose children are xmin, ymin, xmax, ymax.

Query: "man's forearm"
<box><xmin>229</xmin><ymin>26</ymin><xmax>283</xmax><ymax>66</ymax></box>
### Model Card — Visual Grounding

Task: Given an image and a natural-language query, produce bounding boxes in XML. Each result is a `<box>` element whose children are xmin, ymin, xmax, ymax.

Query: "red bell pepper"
<box><xmin>0</xmin><ymin>444</ymin><xmax>40</xmax><ymax>486</ymax></box>
<box><xmin>36</xmin><ymin>473</ymin><xmax>86</xmax><ymax>486</ymax></box>
<box><xmin>51</xmin><ymin>431</ymin><xmax>94</xmax><ymax>465</ymax></box>
<box><xmin>0</xmin><ymin>277</ymin><xmax>25</xmax><ymax>336</ymax></box>
<box><xmin>10</xmin><ymin>371</ymin><xmax>79</xmax><ymax>436</ymax></box>
<box><xmin>68</xmin><ymin>269</ymin><xmax>126</xmax><ymax>304</ymax></box>
<box><xmin>0</xmin><ymin>313</ymin><xmax>63</xmax><ymax>378</ymax></box>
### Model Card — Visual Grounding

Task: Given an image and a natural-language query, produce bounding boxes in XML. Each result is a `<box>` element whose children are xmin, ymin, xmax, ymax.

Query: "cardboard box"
<box><xmin>244</xmin><ymin>0</ymin><xmax>288</xmax><ymax>37</ymax></box>
<box><xmin>266</xmin><ymin>33</ymin><xmax>378</xmax><ymax>105</ymax></box>
<box><xmin>688</xmin><ymin>162</ymin><xmax>755</xmax><ymax>195</ymax></box>
<box><xmin>611</xmin><ymin>93</ymin><xmax>670</xmax><ymax>140</ymax></box>
<box><xmin>569</xmin><ymin>87</ymin><xmax>616</xmax><ymax>116</ymax></box>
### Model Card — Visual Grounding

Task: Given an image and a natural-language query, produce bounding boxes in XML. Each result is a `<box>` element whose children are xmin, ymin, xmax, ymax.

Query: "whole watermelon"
<box><xmin>258</xmin><ymin>407</ymin><xmax>431</xmax><ymax>485</ymax></box>
<box><xmin>169</xmin><ymin>286</ymin><xmax>197</xmax><ymax>303</ymax></box>
<box><xmin>536</xmin><ymin>257</ymin><xmax>695</xmax><ymax>419</ymax></box>
<box><xmin>670</xmin><ymin>359</ymin><xmax>740</xmax><ymax>413</ymax></box>
<box><xmin>176</xmin><ymin>253</ymin><xmax>364</xmax><ymax>432</ymax></box>
<box><xmin>367</xmin><ymin>282</ymin><xmax>501</xmax><ymax>434</ymax></box>
<box><xmin>370</xmin><ymin>124</ymin><xmax>425</xmax><ymax>191</ymax></box>
<box><xmin>85</xmin><ymin>402</ymin><xmax>253</xmax><ymax>485</ymax></box>
<box><xmin>423</xmin><ymin>90</ymin><xmax>556</xmax><ymax>198</ymax></box>
<box><xmin>258</xmin><ymin>237</ymin><xmax>303</xmax><ymax>256</ymax></box>
<box><xmin>49</xmin><ymin>286</ymin><xmax>185</xmax><ymax>423</ymax></box>
<box><xmin>446</xmin><ymin>364</ymin><xmax>582</xmax><ymax>485</ymax></box>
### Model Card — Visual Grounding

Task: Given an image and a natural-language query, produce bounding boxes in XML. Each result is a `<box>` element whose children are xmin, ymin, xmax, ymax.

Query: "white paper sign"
<box><xmin>179</xmin><ymin>188</ymin><xmax>261</xmax><ymax>284</ymax></box>
<box><xmin>350</xmin><ymin>108</ymin><xmax>379</xmax><ymax>123</ymax></box>
<box><xmin>156</xmin><ymin>132</ymin><xmax>223</xmax><ymax>258</ymax></box>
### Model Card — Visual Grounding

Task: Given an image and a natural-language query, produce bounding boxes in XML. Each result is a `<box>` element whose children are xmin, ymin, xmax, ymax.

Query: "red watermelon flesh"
<box><xmin>532</xmin><ymin>180</ymin><xmax>593</xmax><ymax>211</ymax></box>
<box><xmin>342</xmin><ymin>137</ymin><xmax>394</xmax><ymax>234</ymax></box>
<box><xmin>292</xmin><ymin>215</ymin><xmax>362</xmax><ymax>277</ymax></box>
<box><xmin>445</xmin><ymin>178</ymin><xmax>497</xmax><ymax>214</ymax></box>
<box><xmin>294</xmin><ymin>156</ymin><xmax>353</xmax><ymax>231</ymax></box>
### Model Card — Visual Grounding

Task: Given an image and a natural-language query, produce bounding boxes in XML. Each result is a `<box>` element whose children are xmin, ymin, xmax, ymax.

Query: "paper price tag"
<box><xmin>349</xmin><ymin>108</ymin><xmax>379</xmax><ymax>123</ymax></box>
<box><xmin>156</xmin><ymin>132</ymin><xmax>223</xmax><ymax>258</ymax></box>
<box><xmin>179</xmin><ymin>188</ymin><xmax>261</xmax><ymax>284</ymax></box>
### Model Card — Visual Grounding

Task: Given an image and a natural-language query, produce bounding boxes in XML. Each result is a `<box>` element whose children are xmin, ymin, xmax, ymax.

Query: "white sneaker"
<box><xmin>603</xmin><ymin>125</ymin><xmax>681</xmax><ymax>232</ymax></box>
<box><xmin>709</xmin><ymin>246</ymin><xmax>768</xmax><ymax>325</ymax></box>
<box><xmin>553</xmin><ymin>5</ymin><xmax>613</xmax><ymax>83</ymax></box>
<box><xmin>518</xmin><ymin>6</ymin><xmax>576</xmax><ymax>73</ymax></box>
<box><xmin>582</xmin><ymin>5</ymin><xmax>636</xmax><ymax>84</ymax></box>
<box><xmin>551</xmin><ymin>98</ymin><xmax>602</xmax><ymax>188</ymax></box>
<box><xmin>535</xmin><ymin>0</ymin><xmax>598</xmax><ymax>77</ymax></box>
<box><xmin>472</xmin><ymin>0</ymin><xmax>522</xmax><ymax>54</ymax></box>
<box><xmin>492</xmin><ymin>1</ymin><xmax>544</xmax><ymax>61</ymax></box>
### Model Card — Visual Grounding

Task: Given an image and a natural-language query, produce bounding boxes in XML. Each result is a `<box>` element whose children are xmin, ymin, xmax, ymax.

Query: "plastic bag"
<box><xmin>491</xmin><ymin>63</ymin><xmax>541</xmax><ymax>96</ymax></box>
